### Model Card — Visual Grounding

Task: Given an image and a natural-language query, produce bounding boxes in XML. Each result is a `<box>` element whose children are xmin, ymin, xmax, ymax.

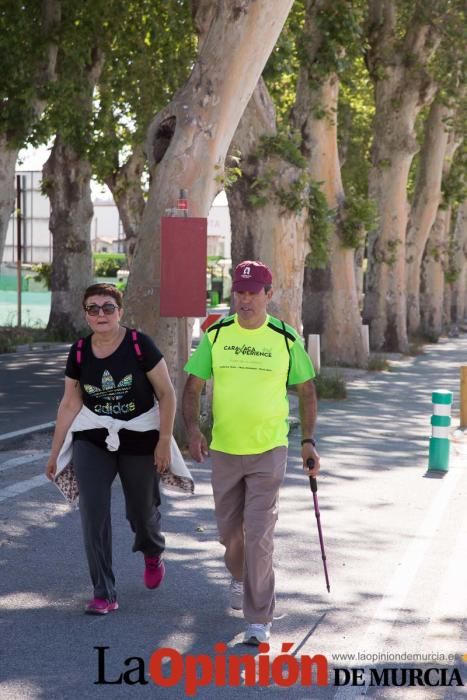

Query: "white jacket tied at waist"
<box><xmin>54</xmin><ymin>404</ymin><xmax>194</xmax><ymax>503</ymax></box>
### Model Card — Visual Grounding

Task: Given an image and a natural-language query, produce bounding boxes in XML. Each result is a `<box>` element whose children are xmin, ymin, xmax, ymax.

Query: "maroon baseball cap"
<box><xmin>232</xmin><ymin>260</ymin><xmax>273</xmax><ymax>293</ymax></box>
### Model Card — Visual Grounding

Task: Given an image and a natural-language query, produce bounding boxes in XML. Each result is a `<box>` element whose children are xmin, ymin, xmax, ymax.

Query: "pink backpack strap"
<box><xmin>131</xmin><ymin>329</ymin><xmax>143</xmax><ymax>361</ymax></box>
<box><xmin>76</xmin><ymin>338</ymin><xmax>84</xmax><ymax>366</ymax></box>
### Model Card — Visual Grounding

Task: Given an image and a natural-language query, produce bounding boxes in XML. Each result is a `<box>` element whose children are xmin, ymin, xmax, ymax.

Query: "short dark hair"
<box><xmin>264</xmin><ymin>285</ymin><xmax>272</xmax><ymax>293</ymax></box>
<box><xmin>83</xmin><ymin>283</ymin><xmax>122</xmax><ymax>309</ymax></box>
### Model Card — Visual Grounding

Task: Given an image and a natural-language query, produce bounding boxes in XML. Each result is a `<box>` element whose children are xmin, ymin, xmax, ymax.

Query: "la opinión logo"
<box><xmin>94</xmin><ymin>645</ymin><xmax>464</xmax><ymax>695</ymax></box>
<box><xmin>94</xmin><ymin>643</ymin><xmax>328</xmax><ymax>695</ymax></box>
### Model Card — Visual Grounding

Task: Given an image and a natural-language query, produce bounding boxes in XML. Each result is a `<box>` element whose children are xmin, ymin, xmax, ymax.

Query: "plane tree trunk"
<box><xmin>123</xmin><ymin>0</ymin><xmax>294</xmax><ymax>435</ymax></box>
<box><xmin>43</xmin><ymin>49</ymin><xmax>105</xmax><ymax>336</ymax></box>
<box><xmin>43</xmin><ymin>136</ymin><xmax>94</xmax><ymax>336</ymax></box>
<box><xmin>227</xmin><ymin>79</ymin><xmax>308</xmax><ymax>330</ymax></box>
<box><xmin>292</xmin><ymin>0</ymin><xmax>367</xmax><ymax>367</ymax></box>
<box><xmin>363</xmin><ymin>0</ymin><xmax>440</xmax><ymax>352</ymax></box>
<box><xmin>406</xmin><ymin>99</ymin><xmax>454</xmax><ymax>336</ymax></box>
<box><xmin>419</xmin><ymin>131</ymin><xmax>463</xmax><ymax>339</ymax></box>
<box><xmin>104</xmin><ymin>145</ymin><xmax>146</xmax><ymax>265</ymax></box>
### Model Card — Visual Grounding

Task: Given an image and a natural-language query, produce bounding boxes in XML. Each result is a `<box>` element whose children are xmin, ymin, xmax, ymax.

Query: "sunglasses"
<box><xmin>84</xmin><ymin>303</ymin><xmax>119</xmax><ymax>316</ymax></box>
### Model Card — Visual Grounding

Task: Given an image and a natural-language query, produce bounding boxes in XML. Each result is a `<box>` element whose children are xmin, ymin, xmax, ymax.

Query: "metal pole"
<box><xmin>16</xmin><ymin>174</ymin><xmax>22</xmax><ymax>327</ymax></box>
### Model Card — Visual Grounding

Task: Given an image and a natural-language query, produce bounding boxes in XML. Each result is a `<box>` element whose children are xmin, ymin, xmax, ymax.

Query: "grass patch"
<box><xmin>368</xmin><ymin>354</ymin><xmax>391</xmax><ymax>371</ymax></box>
<box><xmin>314</xmin><ymin>371</ymin><xmax>347</xmax><ymax>399</ymax></box>
<box><xmin>407</xmin><ymin>333</ymin><xmax>439</xmax><ymax>356</ymax></box>
<box><xmin>0</xmin><ymin>326</ymin><xmax>74</xmax><ymax>353</ymax></box>
<box><xmin>408</xmin><ymin>339</ymin><xmax>426</xmax><ymax>356</ymax></box>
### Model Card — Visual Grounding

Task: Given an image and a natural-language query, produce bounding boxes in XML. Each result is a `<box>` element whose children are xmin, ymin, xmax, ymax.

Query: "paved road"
<box><xmin>0</xmin><ymin>337</ymin><xmax>466</xmax><ymax>699</ymax></box>
<box><xmin>0</xmin><ymin>347</ymin><xmax>69</xmax><ymax>436</ymax></box>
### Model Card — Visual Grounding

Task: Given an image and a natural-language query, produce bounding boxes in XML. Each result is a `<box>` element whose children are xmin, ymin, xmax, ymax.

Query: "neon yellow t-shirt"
<box><xmin>184</xmin><ymin>314</ymin><xmax>315</xmax><ymax>454</ymax></box>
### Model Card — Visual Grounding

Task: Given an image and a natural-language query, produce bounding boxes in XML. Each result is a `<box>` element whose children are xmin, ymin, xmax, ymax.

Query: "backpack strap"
<box><xmin>210</xmin><ymin>316</ymin><xmax>235</xmax><ymax>346</ymax></box>
<box><xmin>131</xmin><ymin>329</ymin><xmax>143</xmax><ymax>361</ymax></box>
<box><xmin>76</xmin><ymin>338</ymin><xmax>84</xmax><ymax>366</ymax></box>
<box><xmin>76</xmin><ymin>330</ymin><xmax>144</xmax><ymax>366</ymax></box>
<box><xmin>281</xmin><ymin>320</ymin><xmax>292</xmax><ymax>385</ymax></box>
<box><xmin>267</xmin><ymin>319</ymin><xmax>294</xmax><ymax>385</ymax></box>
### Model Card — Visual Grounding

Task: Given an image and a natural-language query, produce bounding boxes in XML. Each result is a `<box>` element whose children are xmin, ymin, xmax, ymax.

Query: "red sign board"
<box><xmin>160</xmin><ymin>217</ymin><xmax>207</xmax><ymax>317</ymax></box>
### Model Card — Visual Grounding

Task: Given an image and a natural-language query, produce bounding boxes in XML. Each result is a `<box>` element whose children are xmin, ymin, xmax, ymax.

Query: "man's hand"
<box><xmin>187</xmin><ymin>427</ymin><xmax>209</xmax><ymax>463</ymax></box>
<box><xmin>302</xmin><ymin>443</ymin><xmax>320</xmax><ymax>477</ymax></box>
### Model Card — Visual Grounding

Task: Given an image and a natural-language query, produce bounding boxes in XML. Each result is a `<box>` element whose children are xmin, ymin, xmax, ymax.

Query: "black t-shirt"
<box><xmin>65</xmin><ymin>327</ymin><xmax>163</xmax><ymax>454</ymax></box>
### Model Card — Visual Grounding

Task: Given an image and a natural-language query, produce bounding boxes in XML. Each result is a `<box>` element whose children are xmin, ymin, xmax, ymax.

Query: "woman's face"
<box><xmin>84</xmin><ymin>294</ymin><xmax>123</xmax><ymax>332</ymax></box>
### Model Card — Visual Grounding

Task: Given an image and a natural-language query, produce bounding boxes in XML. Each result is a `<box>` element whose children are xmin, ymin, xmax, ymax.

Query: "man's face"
<box><xmin>234</xmin><ymin>288</ymin><xmax>273</xmax><ymax>326</ymax></box>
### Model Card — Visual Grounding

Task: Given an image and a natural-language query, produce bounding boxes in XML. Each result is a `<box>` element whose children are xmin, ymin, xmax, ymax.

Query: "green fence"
<box><xmin>0</xmin><ymin>290</ymin><xmax>51</xmax><ymax>327</ymax></box>
<box><xmin>0</xmin><ymin>274</ymin><xmax>29</xmax><ymax>291</ymax></box>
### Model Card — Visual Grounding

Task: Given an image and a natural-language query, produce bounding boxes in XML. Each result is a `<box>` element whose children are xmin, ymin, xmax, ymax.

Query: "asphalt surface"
<box><xmin>0</xmin><ymin>337</ymin><xmax>466</xmax><ymax>699</ymax></box>
<box><xmin>0</xmin><ymin>346</ymin><xmax>69</xmax><ymax>436</ymax></box>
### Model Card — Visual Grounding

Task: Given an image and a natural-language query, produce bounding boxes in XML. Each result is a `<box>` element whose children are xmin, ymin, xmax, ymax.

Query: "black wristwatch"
<box><xmin>301</xmin><ymin>438</ymin><xmax>316</xmax><ymax>447</ymax></box>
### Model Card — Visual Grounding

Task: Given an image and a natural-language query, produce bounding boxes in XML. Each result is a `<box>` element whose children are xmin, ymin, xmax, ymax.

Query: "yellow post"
<box><xmin>461</xmin><ymin>366</ymin><xmax>467</xmax><ymax>429</ymax></box>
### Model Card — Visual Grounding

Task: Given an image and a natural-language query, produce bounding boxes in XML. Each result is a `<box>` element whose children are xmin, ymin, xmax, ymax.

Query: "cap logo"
<box><xmin>241</xmin><ymin>266</ymin><xmax>251</xmax><ymax>278</ymax></box>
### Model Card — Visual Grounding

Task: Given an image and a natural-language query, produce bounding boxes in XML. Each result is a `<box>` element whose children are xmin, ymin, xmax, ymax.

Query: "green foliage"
<box><xmin>91</xmin><ymin>0</ymin><xmax>196</xmax><ymax>184</ymax></box>
<box><xmin>276</xmin><ymin>174</ymin><xmax>310</xmax><ymax>213</ymax></box>
<box><xmin>93</xmin><ymin>253</ymin><xmax>126</xmax><ymax>277</ymax></box>
<box><xmin>0</xmin><ymin>1</ymin><xmax>61</xmax><ymax>146</ymax></box>
<box><xmin>215</xmin><ymin>155</ymin><xmax>242</xmax><ymax>190</ymax></box>
<box><xmin>442</xmin><ymin>141</ymin><xmax>467</xmax><ymax>206</ymax></box>
<box><xmin>247</xmin><ymin>134</ymin><xmax>308</xmax><ymax>213</ymax></box>
<box><xmin>339</xmin><ymin>190</ymin><xmax>378</xmax><ymax>248</ymax></box>
<box><xmin>306</xmin><ymin>181</ymin><xmax>334</xmax><ymax>269</ymax></box>
<box><xmin>299</xmin><ymin>0</ymin><xmax>364</xmax><ymax>85</ymax></box>
<box><xmin>255</xmin><ymin>133</ymin><xmax>306</xmax><ymax>169</ymax></box>
<box><xmin>245</xmin><ymin>133</ymin><xmax>333</xmax><ymax>268</ymax></box>
<box><xmin>263</xmin><ymin>1</ymin><xmax>305</xmax><ymax>123</ymax></box>
<box><xmin>444</xmin><ymin>230</ymin><xmax>462</xmax><ymax>284</ymax></box>
<box><xmin>248</xmin><ymin>168</ymin><xmax>308</xmax><ymax>214</ymax></box>
<box><xmin>27</xmin><ymin>263</ymin><xmax>52</xmax><ymax>290</ymax></box>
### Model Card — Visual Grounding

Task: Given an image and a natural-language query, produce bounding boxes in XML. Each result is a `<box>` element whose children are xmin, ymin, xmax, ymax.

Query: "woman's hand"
<box><xmin>45</xmin><ymin>457</ymin><xmax>57</xmax><ymax>481</ymax></box>
<box><xmin>154</xmin><ymin>436</ymin><xmax>171</xmax><ymax>473</ymax></box>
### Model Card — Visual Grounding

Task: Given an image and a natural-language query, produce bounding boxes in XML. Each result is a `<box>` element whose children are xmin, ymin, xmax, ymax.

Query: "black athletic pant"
<box><xmin>73</xmin><ymin>440</ymin><xmax>165</xmax><ymax>602</ymax></box>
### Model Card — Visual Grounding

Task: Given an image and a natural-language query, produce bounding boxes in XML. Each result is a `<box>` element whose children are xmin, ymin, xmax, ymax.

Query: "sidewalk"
<box><xmin>0</xmin><ymin>336</ymin><xmax>466</xmax><ymax>699</ymax></box>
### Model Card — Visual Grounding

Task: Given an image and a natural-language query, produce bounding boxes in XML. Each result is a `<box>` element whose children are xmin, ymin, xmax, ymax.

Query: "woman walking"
<box><xmin>46</xmin><ymin>283</ymin><xmax>176</xmax><ymax>614</ymax></box>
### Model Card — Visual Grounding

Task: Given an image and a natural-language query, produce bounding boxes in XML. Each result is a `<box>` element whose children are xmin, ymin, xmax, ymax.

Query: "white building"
<box><xmin>3</xmin><ymin>171</ymin><xmax>231</xmax><ymax>264</ymax></box>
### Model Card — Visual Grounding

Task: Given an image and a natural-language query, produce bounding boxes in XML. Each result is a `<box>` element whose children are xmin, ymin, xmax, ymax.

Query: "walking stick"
<box><xmin>307</xmin><ymin>458</ymin><xmax>331</xmax><ymax>593</ymax></box>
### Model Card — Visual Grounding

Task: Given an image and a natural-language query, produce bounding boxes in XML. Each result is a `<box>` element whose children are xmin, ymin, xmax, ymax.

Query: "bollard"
<box><xmin>307</xmin><ymin>334</ymin><xmax>321</xmax><ymax>375</ymax></box>
<box><xmin>361</xmin><ymin>324</ymin><xmax>370</xmax><ymax>357</ymax></box>
<box><xmin>460</xmin><ymin>366</ymin><xmax>467</xmax><ymax>429</ymax></box>
<box><xmin>428</xmin><ymin>390</ymin><xmax>453</xmax><ymax>472</ymax></box>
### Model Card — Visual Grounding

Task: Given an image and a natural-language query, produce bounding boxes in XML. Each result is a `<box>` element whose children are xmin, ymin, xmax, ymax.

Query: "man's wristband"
<box><xmin>301</xmin><ymin>438</ymin><xmax>316</xmax><ymax>447</ymax></box>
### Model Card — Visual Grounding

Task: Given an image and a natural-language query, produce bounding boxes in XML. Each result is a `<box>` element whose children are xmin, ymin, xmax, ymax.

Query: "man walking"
<box><xmin>182</xmin><ymin>260</ymin><xmax>320</xmax><ymax>644</ymax></box>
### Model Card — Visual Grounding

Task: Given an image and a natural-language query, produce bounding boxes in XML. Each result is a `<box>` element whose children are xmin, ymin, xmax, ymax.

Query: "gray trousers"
<box><xmin>73</xmin><ymin>440</ymin><xmax>165</xmax><ymax>602</ymax></box>
<box><xmin>210</xmin><ymin>447</ymin><xmax>287</xmax><ymax>624</ymax></box>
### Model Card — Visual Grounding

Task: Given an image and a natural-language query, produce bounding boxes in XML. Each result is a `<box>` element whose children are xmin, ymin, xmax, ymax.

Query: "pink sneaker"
<box><xmin>85</xmin><ymin>598</ymin><xmax>119</xmax><ymax>615</ymax></box>
<box><xmin>144</xmin><ymin>555</ymin><xmax>165</xmax><ymax>589</ymax></box>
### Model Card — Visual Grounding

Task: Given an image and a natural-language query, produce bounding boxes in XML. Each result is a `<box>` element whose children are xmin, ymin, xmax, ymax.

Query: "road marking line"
<box><xmin>417</xmin><ymin>498</ymin><xmax>467</xmax><ymax>652</ymax></box>
<box><xmin>0</xmin><ymin>422</ymin><xmax>55</xmax><ymax>442</ymax></box>
<box><xmin>333</xmin><ymin>461</ymin><xmax>463</xmax><ymax>699</ymax></box>
<box><xmin>0</xmin><ymin>452</ymin><xmax>49</xmax><ymax>473</ymax></box>
<box><xmin>0</xmin><ymin>474</ymin><xmax>48</xmax><ymax>503</ymax></box>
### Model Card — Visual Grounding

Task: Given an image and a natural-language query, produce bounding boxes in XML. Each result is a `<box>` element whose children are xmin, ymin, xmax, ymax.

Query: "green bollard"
<box><xmin>428</xmin><ymin>391</ymin><xmax>453</xmax><ymax>472</ymax></box>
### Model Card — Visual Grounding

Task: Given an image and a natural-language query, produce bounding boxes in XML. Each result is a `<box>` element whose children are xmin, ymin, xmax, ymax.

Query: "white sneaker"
<box><xmin>243</xmin><ymin>622</ymin><xmax>271</xmax><ymax>645</ymax></box>
<box><xmin>229</xmin><ymin>578</ymin><xmax>243</xmax><ymax>610</ymax></box>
